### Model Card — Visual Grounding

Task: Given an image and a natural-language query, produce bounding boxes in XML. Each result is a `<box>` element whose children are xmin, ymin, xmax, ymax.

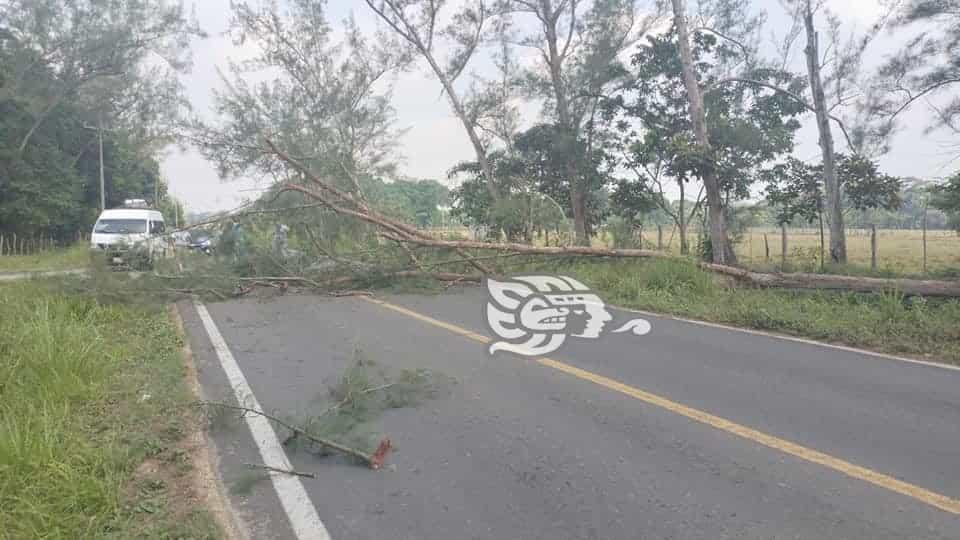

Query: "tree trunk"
<box><xmin>570</xmin><ymin>181</ymin><xmax>589</xmax><ymax>246</ymax></box>
<box><xmin>425</xmin><ymin>54</ymin><xmax>499</xmax><ymax>203</ymax></box>
<box><xmin>803</xmin><ymin>2</ymin><xmax>846</xmax><ymax>264</ymax></box>
<box><xmin>538</xmin><ymin>3</ymin><xmax>589</xmax><ymax>246</ymax></box>
<box><xmin>702</xmin><ymin>263</ymin><xmax>960</xmax><ymax>297</ymax></box>
<box><xmin>670</xmin><ymin>0</ymin><xmax>734</xmax><ymax>264</ymax></box>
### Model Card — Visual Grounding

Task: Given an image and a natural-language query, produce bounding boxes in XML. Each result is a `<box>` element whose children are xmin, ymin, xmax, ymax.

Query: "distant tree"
<box><xmin>448</xmin><ymin>126</ymin><xmax>577</xmax><ymax>242</ymax></box>
<box><xmin>930</xmin><ymin>172</ymin><xmax>960</xmax><ymax>232</ymax></box>
<box><xmin>763</xmin><ymin>154</ymin><xmax>902</xmax><ymax>267</ymax></box>
<box><xmin>369</xmin><ymin>179</ymin><xmax>450</xmax><ymax>228</ymax></box>
<box><xmin>763</xmin><ymin>157</ymin><xmax>823</xmax><ymax>226</ymax></box>
<box><xmin>838</xmin><ymin>154</ymin><xmax>902</xmax><ymax>214</ymax></box>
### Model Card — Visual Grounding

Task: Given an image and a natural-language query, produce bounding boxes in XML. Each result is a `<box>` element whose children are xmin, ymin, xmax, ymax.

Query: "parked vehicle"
<box><xmin>187</xmin><ymin>231</ymin><xmax>215</xmax><ymax>255</ymax></box>
<box><xmin>90</xmin><ymin>202</ymin><xmax>169</xmax><ymax>268</ymax></box>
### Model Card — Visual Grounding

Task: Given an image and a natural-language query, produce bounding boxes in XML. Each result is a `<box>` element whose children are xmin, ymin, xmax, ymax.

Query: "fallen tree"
<box><xmin>251</xmin><ymin>139</ymin><xmax>960</xmax><ymax>298</ymax></box>
<box><xmin>702</xmin><ymin>264</ymin><xmax>960</xmax><ymax>298</ymax></box>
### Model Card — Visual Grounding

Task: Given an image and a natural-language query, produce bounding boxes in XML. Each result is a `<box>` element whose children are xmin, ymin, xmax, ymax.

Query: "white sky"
<box><xmin>161</xmin><ymin>0</ymin><xmax>959</xmax><ymax>213</ymax></box>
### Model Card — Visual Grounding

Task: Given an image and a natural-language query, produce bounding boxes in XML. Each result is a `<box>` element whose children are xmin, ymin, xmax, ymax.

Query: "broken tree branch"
<box><xmin>244</xmin><ymin>463</ymin><xmax>316</xmax><ymax>478</ymax></box>
<box><xmin>701</xmin><ymin>264</ymin><xmax>960</xmax><ymax>297</ymax></box>
<box><xmin>201</xmin><ymin>401</ymin><xmax>393</xmax><ymax>470</ymax></box>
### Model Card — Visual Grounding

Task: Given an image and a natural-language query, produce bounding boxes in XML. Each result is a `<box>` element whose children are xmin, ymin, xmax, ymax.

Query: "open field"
<box><xmin>733</xmin><ymin>228</ymin><xmax>960</xmax><ymax>276</ymax></box>
<box><xmin>428</xmin><ymin>226</ymin><xmax>960</xmax><ymax>277</ymax></box>
<box><xmin>0</xmin><ymin>280</ymin><xmax>221</xmax><ymax>538</ymax></box>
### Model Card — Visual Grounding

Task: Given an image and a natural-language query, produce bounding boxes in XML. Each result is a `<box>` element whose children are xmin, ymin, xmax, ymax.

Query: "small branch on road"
<box><xmin>243</xmin><ymin>463</ymin><xmax>316</xmax><ymax>478</ymax></box>
<box><xmin>198</xmin><ymin>401</ymin><xmax>393</xmax><ymax>469</ymax></box>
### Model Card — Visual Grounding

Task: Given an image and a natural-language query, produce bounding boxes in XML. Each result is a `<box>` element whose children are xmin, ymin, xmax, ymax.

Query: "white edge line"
<box><xmin>193</xmin><ymin>300</ymin><xmax>331</xmax><ymax>540</ymax></box>
<box><xmin>609</xmin><ymin>304</ymin><xmax>960</xmax><ymax>372</ymax></box>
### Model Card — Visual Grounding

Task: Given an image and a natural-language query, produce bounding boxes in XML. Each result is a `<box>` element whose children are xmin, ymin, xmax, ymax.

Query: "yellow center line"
<box><xmin>361</xmin><ymin>296</ymin><xmax>960</xmax><ymax>515</ymax></box>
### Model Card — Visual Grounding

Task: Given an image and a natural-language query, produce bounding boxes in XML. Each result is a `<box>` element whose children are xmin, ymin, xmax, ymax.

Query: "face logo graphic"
<box><xmin>485</xmin><ymin>275</ymin><xmax>652</xmax><ymax>357</ymax></box>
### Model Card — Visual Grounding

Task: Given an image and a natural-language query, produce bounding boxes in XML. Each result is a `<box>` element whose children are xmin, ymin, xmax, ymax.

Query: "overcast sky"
<box><xmin>160</xmin><ymin>0</ymin><xmax>958</xmax><ymax>213</ymax></box>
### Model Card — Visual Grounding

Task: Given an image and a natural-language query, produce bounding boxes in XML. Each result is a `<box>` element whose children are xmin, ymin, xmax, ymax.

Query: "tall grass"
<box><xmin>0</xmin><ymin>282</ymin><xmax>219</xmax><ymax>538</ymax></box>
<box><xmin>521</xmin><ymin>257</ymin><xmax>960</xmax><ymax>364</ymax></box>
<box><xmin>0</xmin><ymin>243</ymin><xmax>89</xmax><ymax>273</ymax></box>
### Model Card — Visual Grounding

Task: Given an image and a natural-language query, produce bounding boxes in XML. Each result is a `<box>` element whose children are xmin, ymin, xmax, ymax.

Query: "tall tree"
<box><xmin>192</xmin><ymin>0</ymin><xmax>406</xmax><ymax>202</ymax></box>
<box><xmin>800</xmin><ymin>0</ymin><xmax>843</xmax><ymax>263</ymax></box>
<box><xmin>610</xmin><ymin>26</ymin><xmax>804</xmax><ymax>254</ymax></box>
<box><xmin>502</xmin><ymin>0</ymin><xmax>653</xmax><ymax>245</ymax></box>
<box><xmin>363</xmin><ymin>0</ymin><xmax>501</xmax><ymax>203</ymax></box>
<box><xmin>0</xmin><ymin>0</ymin><xmax>201</xmax><ymax>156</ymax></box>
<box><xmin>667</xmin><ymin>0</ymin><xmax>743</xmax><ymax>263</ymax></box>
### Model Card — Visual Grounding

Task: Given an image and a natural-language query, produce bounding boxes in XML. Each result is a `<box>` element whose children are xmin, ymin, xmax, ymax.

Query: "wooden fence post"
<box><xmin>657</xmin><ymin>225</ymin><xmax>663</xmax><ymax>250</ymax></box>
<box><xmin>922</xmin><ymin>205</ymin><xmax>928</xmax><ymax>274</ymax></box>
<box><xmin>781</xmin><ymin>224</ymin><xmax>787</xmax><ymax>269</ymax></box>
<box><xmin>870</xmin><ymin>224</ymin><xmax>878</xmax><ymax>271</ymax></box>
<box><xmin>763</xmin><ymin>233</ymin><xmax>770</xmax><ymax>262</ymax></box>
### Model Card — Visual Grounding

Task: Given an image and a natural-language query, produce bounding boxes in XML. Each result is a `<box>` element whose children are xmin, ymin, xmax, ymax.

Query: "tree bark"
<box><xmin>803</xmin><ymin>1</ymin><xmax>846</xmax><ymax>264</ymax></box>
<box><xmin>670</xmin><ymin>0</ymin><xmax>734</xmax><ymax>264</ymax></box>
<box><xmin>702</xmin><ymin>264</ymin><xmax>960</xmax><ymax>297</ymax></box>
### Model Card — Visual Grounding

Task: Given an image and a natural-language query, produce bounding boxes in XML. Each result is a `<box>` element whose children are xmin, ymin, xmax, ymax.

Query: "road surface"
<box><xmin>178</xmin><ymin>287</ymin><xmax>960</xmax><ymax>539</ymax></box>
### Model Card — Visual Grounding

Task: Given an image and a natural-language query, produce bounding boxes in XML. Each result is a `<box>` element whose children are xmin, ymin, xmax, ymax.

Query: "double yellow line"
<box><xmin>362</xmin><ymin>296</ymin><xmax>960</xmax><ymax>515</ymax></box>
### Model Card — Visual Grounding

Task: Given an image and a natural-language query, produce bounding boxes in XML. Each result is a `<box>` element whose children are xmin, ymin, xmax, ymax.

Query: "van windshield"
<box><xmin>94</xmin><ymin>219</ymin><xmax>147</xmax><ymax>234</ymax></box>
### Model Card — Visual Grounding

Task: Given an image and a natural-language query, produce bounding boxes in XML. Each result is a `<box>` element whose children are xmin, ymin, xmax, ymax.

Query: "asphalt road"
<box><xmin>179</xmin><ymin>287</ymin><xmax>960</xmax><ymax>539</ymax></box>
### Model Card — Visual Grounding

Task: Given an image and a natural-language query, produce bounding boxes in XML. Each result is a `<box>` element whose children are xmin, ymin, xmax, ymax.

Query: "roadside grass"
<box><xmin>0</xmin><ymin>243</ymin><xmax>89</xmax><ymax>273</ymax></box>
<box><xmin>0</xmin><ymin>281</ymin><xmax>221</xmax><ymax>538</ymax></box>
<box><xmin>521</xmin><ymin>257</ymin><xmax>960</xmax><ymax>365</ymax></box>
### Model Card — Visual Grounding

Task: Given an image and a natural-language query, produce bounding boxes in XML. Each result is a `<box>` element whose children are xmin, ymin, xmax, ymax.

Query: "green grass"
<box><xmin>0</xmin><ymin>244</ymin><xmax>89</xmax><ymax>273</ymax></box>
<box><xmin>0</xmin><ymin>281</ymin><xmax>221</xmax><ymax>539</ymax></box>
<box><xmin>523</xmin><ymin>257</ymin><xmax>960</xmax><ymax>365</ymax></box>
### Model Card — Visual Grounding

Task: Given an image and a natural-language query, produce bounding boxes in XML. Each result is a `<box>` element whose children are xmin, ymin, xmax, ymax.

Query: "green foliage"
<box><xmin>930</xmin><ymin>171</ymin><xmax>960</xmax><ymax>231</ymax></box>
<box><xmin>0</xmin><ymin>243</ymin><xmax>89</xmax><ymax>272</ymax></box>
<box><xmin>838</xmin><ymin>154</ymin><xmax>903</xmax><ymax>212</ymax></box>
<box><xmin>527</xmin><ymin>258</ymin><xmax>960</xmax><ymax>364</ymax></box>
<box><xmin>763</xmin><ymin>157</ymin><xmax>823</xmax><ymax>225</ymax></box>
<box><xmin>449</xmin><ymin>124</ymin><xmax>596</xmax><ymax>239</ymax></box>
<box><xmin>281</xmin><ymin>349</ymin><xmax>454</xmax><ymax>459</ymax></box>
<box><xmin>365</xmin><ymin>177</ymin><xmax>449</xmax><ymax>228</ymax></box>
<box><xmin>0</xmin><ymin>0</ymin><xmax>197</xmax><ymax>240</ymax></box>
<box><xmin>875</xmin><ymin>1</ymin><xmax>960</xmax><ymax>138</ymax></box>
<box><xmin>610</xmin><ymin>25</ymin><xmax>805</xmax><ymax>203</ymax></box>
<box><xmin>0</xmin><ymin>282</ymin><xmax>220</xmax><ymax>537</ymax></box>
<box><xmin>763</xmin><ymin>154</ymin><xmax>902</xmax><ymax>227</ymax></box>
<box><xmin>605</xmin><ymin>215</ymin><xmax>642</xmax><ymax>249</ymax></box>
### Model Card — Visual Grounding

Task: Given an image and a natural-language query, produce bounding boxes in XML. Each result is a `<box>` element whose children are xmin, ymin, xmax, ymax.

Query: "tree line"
<box><xmin>0</xmin><ymin>0</ymin><xmax>198</xmax><ymax>241</ymax></box>
<box><xmin>190</xmin><ymin>0</ymin><xmax>960</xmax><ymax>268</ymax></box>
<box><xmin>6</xmin><ymin>0</ymin><xmax>957</xmax><ymax>263</ymax></box>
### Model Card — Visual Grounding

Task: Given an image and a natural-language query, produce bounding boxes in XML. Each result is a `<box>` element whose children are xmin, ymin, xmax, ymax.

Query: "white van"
<box><xmin>90</xmin><ymin>205</ymin><xmax>169</xmax><ymax>268</ymax></box>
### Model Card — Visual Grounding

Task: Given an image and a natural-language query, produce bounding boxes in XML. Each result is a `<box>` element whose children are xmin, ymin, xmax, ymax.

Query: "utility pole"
<box><xmin>98</xmin><ymin>112</ymin><xmax>105</xmax><ymax>212</ymax></box>
<box><xmin>84</xmin><ymin>113</ymin><xmax>108</xmax><ymax>212</ymax></box>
